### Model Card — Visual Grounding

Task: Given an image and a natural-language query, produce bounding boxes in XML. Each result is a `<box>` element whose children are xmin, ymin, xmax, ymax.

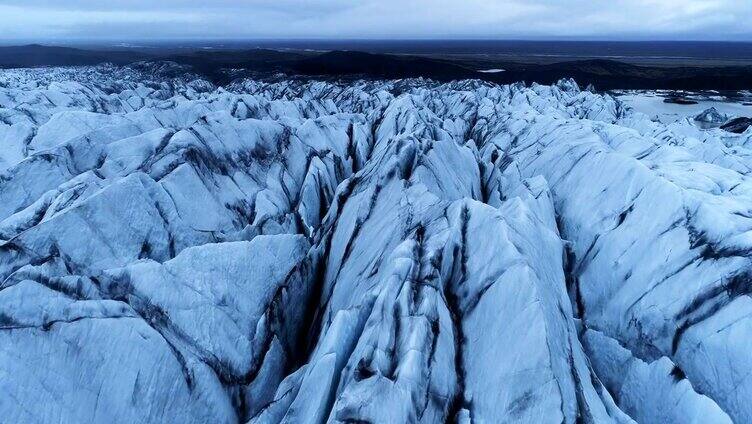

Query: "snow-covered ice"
<box><xmin>1</xmin><ymin>63</ymin><xmax>752</xmax><ymax>423</ymax></box>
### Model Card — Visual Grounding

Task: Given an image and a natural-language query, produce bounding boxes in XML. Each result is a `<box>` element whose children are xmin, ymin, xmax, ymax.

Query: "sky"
<box><xmin>0</xmin><ymin>0</ymin><xmax>750</xmax><ymax>42</ymax></box>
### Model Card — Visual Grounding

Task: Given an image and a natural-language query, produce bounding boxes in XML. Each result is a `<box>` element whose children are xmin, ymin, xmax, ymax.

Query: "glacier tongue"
<box><xmin>2</xmin><ymin>64</ymin><xmax>752</xmax><ymax>423</ymax></box>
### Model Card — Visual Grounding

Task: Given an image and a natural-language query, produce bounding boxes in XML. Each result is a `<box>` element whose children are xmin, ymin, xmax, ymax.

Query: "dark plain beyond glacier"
<box><xmin>2</xmin><ymin>40</ymin><xmax>752</xmax><ymax>90</ymax></box>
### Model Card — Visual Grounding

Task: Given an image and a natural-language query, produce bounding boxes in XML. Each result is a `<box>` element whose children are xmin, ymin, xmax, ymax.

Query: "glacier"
<box><xmin>1</xmin><ymin>63</ymin><xmax>751</xmax><ymax>423</ymax></box>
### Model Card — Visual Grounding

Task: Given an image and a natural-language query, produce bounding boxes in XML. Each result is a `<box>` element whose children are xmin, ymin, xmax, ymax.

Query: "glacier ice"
<box><xmin>1</xmin><ymin>64</ymin><xmax>752</xmax><ymax>423</ymax></box>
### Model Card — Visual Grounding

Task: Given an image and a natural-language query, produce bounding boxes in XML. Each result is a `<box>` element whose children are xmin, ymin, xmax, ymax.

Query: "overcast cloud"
<box><xmin>0</xmin><ymin>0</ymin><xmax>750</xmax><ymax>41</ymax></box>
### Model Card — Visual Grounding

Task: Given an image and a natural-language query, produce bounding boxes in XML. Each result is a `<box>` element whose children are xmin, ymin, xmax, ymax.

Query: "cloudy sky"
<box><xmin>0</xmin><ymin>0</ymin><xmax>750</xmax><ymax>41</ymax></box>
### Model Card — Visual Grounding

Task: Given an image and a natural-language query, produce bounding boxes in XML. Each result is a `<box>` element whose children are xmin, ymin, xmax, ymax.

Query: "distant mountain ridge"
<box><xmin>0</xmin><ymin>44</ymin><xmax>149</xmax><ymax>67</ymax></box>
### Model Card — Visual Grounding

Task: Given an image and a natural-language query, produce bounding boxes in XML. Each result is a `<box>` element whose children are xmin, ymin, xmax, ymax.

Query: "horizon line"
<box><xmin>3</xmin><ymin>37</ymin><xmax>752</xmax><ymax>45</ymax></box>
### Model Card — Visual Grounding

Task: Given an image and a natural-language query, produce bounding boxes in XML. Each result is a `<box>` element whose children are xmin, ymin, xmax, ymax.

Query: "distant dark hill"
<box><xmin>167</xmin><ymin>48</ymin><xmax>304</xmax><ymax>68</ymax></box>
<box><xmin>0</xmin><ymin>44</ymin><xmax>149</xmax><ymax>68</ymax></box>
<box><xmin>291</xmin><ymin>50</ymin><xmax>477</xmax><ymax>80</ymax></box>
<box><xmin>162</xmin><ymin>48</ymin><xmax>306</xmax><ymax>82</ymax></box>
